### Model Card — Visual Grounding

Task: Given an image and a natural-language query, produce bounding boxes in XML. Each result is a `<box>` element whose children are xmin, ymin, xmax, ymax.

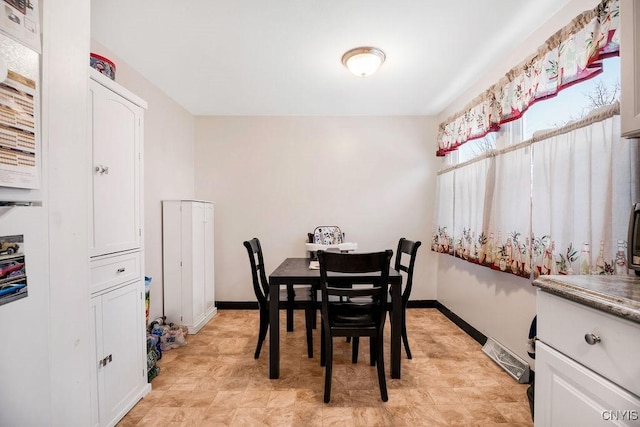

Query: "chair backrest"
<box><xmin>318</xmin><ymin>250</ymin><xmax>393</xmax><ymax>328</ymax></box>
<box><xmin>395</xmin><ymin>238</ymin><xmax>422</xmax><ymax>303</ymax></box>
<box><xmin>243</xmin><ymin>238</ymin><xmax>269</xmax><ymax>307</ymax></box>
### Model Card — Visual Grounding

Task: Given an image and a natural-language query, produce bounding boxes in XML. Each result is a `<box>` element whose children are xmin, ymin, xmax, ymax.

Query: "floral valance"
<box><xmin>436</xmin><ymin>0</ymin><xmax>620</xmax><ymax>157</ymax></box>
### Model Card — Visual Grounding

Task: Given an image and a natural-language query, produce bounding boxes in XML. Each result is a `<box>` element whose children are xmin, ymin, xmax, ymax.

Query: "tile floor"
<box><xmin>118</xmin><ymin>309</ymin><xmax>534</xmax><ymax>426</ymax></box>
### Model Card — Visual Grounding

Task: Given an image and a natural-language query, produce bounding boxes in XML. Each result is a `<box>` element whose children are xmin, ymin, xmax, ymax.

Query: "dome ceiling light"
<box><xmin>341</xmin><ymin>46</ymin><xmax>386</xmax><ymax>77</ymax></box>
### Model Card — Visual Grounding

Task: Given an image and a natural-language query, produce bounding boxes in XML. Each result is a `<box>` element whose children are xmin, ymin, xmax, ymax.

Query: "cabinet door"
<box><xmin>89</xmin><ymin>295</ymin><xmax>104</xmax><ymax>427</ymax></box>
<box><xmin>204</xmin><ymin>203</ymin><xmax>215</xmax><ymax>314</ymax></box>
<box><xmin>189</xmin><ymin>202</ymin><xmax>206</xmax><ymax>325</ymax></box>
<box><xmin>100</xmin><ymin>282</ymin><xmax>145</xmax><ymax>426</ymax></box>
<box><xmin>535</xmin><ymin>341</ymin><xmax>640</xmax><ymax>426</ymax></box>
<box><xmin>89</xmin><ymin>80</ymin><xmax>142</xmax><ymax>257</ymax></box>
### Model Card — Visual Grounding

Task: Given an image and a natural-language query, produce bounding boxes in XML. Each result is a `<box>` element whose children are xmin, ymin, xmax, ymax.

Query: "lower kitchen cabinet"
<box><xmin>534</xmin><ymin>285</ymin><xmax>640</xmax><ymax>426</ymax></box>
<box><xmin>535</xmin><ymin>341</ymin><xmax>640</xmax><ymax>426</ymax></box>
<box><xmin>89</xmin><ymin>280</ymin><xmax>150</xmax><ymax>427</ymax></box>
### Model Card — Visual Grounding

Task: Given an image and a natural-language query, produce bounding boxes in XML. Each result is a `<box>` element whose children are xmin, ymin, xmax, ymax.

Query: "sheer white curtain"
<box><xmin>453</xmin><ymin>158</ymin><xmax>490</xmax><ymax>261</ymax></box>
<box><xmin>433</xmin><ymin>108</ymin><xmax>638</xmax><ymax>279</ymax></box>
<box><xmin>432</xmin><ymin>170</ymin><xmax>455</xmax><ymax>254</ymax></box>
<box><xmin>532</xmin><ymin>112</ymin><xmax>640</xmax><ymax>276</ymax></box>
<box><xmin>484</xmin><ymin>146</ymin><xmax>532</xmax><ymax>276</ymax></box>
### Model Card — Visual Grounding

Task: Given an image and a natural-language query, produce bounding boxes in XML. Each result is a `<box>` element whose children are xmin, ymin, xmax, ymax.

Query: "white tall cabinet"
<box><xmin>162</xmin><ymin>200</ymin><xmax>217</xmax><ymax>334</ymax></box>
<box><xmin>88</xmin><ymin>68</ymin><xmax>150</xmax><ymax>427</ymax></box>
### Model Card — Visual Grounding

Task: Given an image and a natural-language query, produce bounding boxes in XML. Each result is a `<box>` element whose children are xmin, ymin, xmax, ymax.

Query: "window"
<box><xmin>448</xmin><ymin>56</ymin><xmax>620</xmax><ymax>165</ymax></box>
<box><xmin>524</xmin><ymin>57</ymin><xmax>620</xmax><ymax>140</ymax></box>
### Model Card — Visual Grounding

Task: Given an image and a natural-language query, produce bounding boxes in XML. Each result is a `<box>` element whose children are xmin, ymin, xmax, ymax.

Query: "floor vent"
<box><xmin>482</xmin><ymin>337</ymin><xmax>530</xmax><ymax>384</ymax></box>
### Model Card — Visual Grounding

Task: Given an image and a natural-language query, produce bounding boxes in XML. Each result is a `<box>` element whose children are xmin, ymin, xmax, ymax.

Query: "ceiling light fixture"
<box><xmin>341</xmin><ymin>46</ymin><xmax>386</xmax><ymax>77</ymax></box>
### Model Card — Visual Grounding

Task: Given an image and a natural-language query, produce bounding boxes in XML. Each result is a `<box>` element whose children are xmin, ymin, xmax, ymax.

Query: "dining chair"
<box><xmin>351</xmin><ymin>237</ymin><xmax>422</xmax><ymax>362</ymax></box>
<box><xmin>317</xmin><ymin>249</ymin><xmax>392</xmax><ymax>403</ymax></box>
<box><xmin>243</xmin><ymin>238</ymin><xmax>315</xmax><ymax>359</ymax></box>
<box><xmin>390</xmin><ymin>238</ymin><xmax>422</xmax><ymax>359</ymax></box>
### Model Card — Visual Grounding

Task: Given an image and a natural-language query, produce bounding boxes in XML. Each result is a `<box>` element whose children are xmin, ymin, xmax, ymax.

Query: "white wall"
<box><xmin>0</xmin><ymin>208</ymin><xmax>54</xmax><ymax>425</ymax></box>
<box><xmin>435</xmin><ymin>0</ymin><xmax>600</xmax><ymax>364</ymax></box>
<box><xmin>194</xmin><ymin>116</ymin><xmax>440</xmax><ymax>302</ymax></box>
<box><xmin>0</xmin><ymin>0</ymin><xmax>92</xmax><ymax>425</ymax></box>
<box><xmin>89</xmin><ymin>41</ymin><xmax>196</xmax><ymax>321</ymax></box>
<box><xmin>45</xmin><ymin>1</ymin><xmax>93</xmax><ymax>421</ymax></box>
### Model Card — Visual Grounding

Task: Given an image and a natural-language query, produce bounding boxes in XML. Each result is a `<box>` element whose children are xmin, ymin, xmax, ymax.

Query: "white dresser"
<box><xmin>534</xmin><ymin>275</ymin><xmax>640</xmax><ymax>426</ymax></box>
<box><xmin>88</xmin><ymin>68</ymin><xmax>150</xmax><ymax>427</ymax></box>
<box><xmin>162</xmin><ymin>200</ymin><xmax>216</xmax><ymax>334</ymax></box>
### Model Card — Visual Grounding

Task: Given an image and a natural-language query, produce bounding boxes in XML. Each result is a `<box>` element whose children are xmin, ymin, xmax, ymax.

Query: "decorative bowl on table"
<box><xmin>90</xmin><ymin>53</ymin><xmax>116</xmax><ymax>80</ymax></box>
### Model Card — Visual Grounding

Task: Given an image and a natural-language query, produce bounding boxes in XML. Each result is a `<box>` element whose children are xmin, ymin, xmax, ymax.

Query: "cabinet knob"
<box><xmin>116</xmin><ymin>267</ymin><xmax>126</xmax><ymax>273</ymax></box>
<box><xmin>584</xmin><ymin>333</ymin><xmax>601</xmax><ymax>345</ymax></box>
<box><xmin>94</xmin><ymin>165</ymin><xmax>110</xmax><ymax>175</ymax></box>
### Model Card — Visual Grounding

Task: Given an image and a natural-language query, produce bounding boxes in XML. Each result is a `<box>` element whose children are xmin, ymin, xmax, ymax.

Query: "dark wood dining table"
<box><xmin>268</xmin><ymin>257</ymin><xmax>403</xmax><ymax>379</ymax></box>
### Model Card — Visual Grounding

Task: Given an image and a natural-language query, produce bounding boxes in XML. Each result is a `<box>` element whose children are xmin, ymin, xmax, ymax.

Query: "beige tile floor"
<box><xmin>118</xmin><ymin>309</ymin><xmax>534</xmax><ymax>426</ymax></box>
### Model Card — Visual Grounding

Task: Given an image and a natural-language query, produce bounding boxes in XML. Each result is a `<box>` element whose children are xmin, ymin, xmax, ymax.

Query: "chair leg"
<box><xmin>320</xmin><ymin>323</ymin><xmax>326</xmax><ymax>367</ymax></box>
<box><xmin>402</xmin><ymin>314</ymin><xmax>412</xmax><ymax>359</ymax></box>
<box><xmin>324</xmin><ymin>333</ymin><xmax>333</xmax><ymax>403</ymax></box>
<box><xmin>369</xmin><ymin>337</ymin><xmax>376</xmax><ymax>366</ymax></box>
<box><xmin>255</xmin><ymin>310</ymin><xmax>269</xmax><ymax>359</ymax></box>
<box><xmin>312</xmin><ymin>288</ymin><xmax>318</xmax><ymax>329</ymax></box>
<box><xmin>352</xmin><ymin>337</ymin><xmax>359</xmax><ymax>363</ymax></box>
<box><xmin>305</xmin><ymin>307</ymin><xmax>314</xmax><ymax>358</ymax></box>
<box><xmin>375</xmin><ymin>336</ymin><xmax>388</xmax><ymax>402</ymax></box>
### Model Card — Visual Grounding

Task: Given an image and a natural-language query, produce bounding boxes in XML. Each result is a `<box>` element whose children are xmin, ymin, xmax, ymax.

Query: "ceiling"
<box><xmin>91</xmin><ymin>0</ymin><xmax>572</xmax><ymax>116</ymax></box>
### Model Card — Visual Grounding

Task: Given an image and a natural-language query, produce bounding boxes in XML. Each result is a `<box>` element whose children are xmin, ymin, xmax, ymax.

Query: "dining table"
<box><xmin>268</xmin><ymin>257</ymin><xmax>404</xmax><ymax>379</ymax></box>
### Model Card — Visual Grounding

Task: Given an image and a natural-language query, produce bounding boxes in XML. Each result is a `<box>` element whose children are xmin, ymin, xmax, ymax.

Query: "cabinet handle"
<box><xmin>584</xmin><ymin>333</ymin><xmax>601</xmax><ymax>345</ymax></box>
<box><xmin>99</xmin><ymin>354</ymin><xmax>113</xmax><ymax>367</ymax></box>
<box><xmin>94</xmin><ymin>165</ymin><xmax>109</xmax><ymax>175</ymax></box>
<box><xmin>116</xmin><ymin>267</ymin><xmax>126</xmax><ymax>273</ymax></box>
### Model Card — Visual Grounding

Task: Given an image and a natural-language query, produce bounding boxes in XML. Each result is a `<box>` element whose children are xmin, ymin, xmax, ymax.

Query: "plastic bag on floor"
<box><xmin>146</xmin><ymin>335</ymin><xmax>160</xmax><ymax>382</ymax></box>
<box><xmin>160</xmin><ymin>324</ymin><xmax>188</xmax><ymax>351</ymax></box>
<box><xmin>148</xmin><ymin>317</ymin><xmax>188</xmax><ymax>351</ymax></box>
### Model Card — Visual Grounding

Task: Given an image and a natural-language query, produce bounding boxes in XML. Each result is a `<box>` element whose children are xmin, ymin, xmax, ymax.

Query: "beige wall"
<box><xmin>194</xmin><ymin>116</ymin><xmax>440</xmax><ymax>302</ymax></box>
<box><xmin>435</xmin><ymin>0</ymin><xmax>601</xmax><ymax>364</ymax></box>
<box><xmin>90</xmin><ymin>41</ymin><xmax>196</xmax><ymax>320</ymax></box>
